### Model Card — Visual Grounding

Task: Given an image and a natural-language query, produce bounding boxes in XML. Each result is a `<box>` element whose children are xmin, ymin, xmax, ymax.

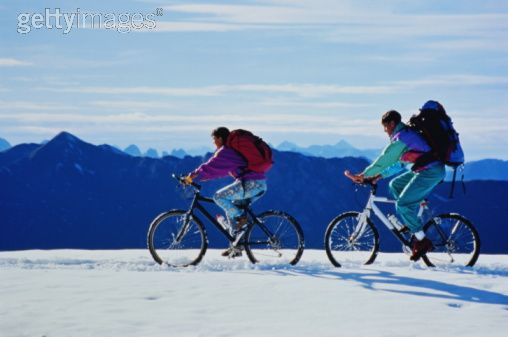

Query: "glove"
<box><xmin>182</xmin><ymin>175</ymin><xmax>193</xmax><ymax>185</ymax></box>
<box><xmin>371</xmin><ymin>174</ymin><xmax>382</xmax><ymax>184</ymax></box>
<box><xmin>344</xmin><ymin>170</ymin><xmax>364</xmax><ymax>183</ymax></box>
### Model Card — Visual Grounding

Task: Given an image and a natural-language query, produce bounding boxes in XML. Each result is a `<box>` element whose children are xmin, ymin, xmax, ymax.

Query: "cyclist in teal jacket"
<box><xmin>346</xmin><ymin>109</ymin><xmax>445</xmax><ymax>261</ymax></box>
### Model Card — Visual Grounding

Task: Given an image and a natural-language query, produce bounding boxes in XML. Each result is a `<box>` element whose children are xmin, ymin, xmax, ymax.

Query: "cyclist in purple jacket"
<box><xmin>184</xmin><ymin>127</ymin><xmax>267</xmax><ymax>257</ymax></box>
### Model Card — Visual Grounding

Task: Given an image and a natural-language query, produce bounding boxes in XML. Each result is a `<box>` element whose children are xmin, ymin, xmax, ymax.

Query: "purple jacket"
<box><xmin>192</xmin><ymin>146</ymin><xmax>266</xmax><ymax>181</ymax></box>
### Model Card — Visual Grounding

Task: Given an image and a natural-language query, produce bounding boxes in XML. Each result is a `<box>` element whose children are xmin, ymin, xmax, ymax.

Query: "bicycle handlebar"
<box><xmin>359</xmin><ymin>177</ymin><xmax>378</xmax><ymax>187</ymax></box>
<box><xmin>172</xmin><ymin>173</ymin><xmax>202</xmax><ymax>191</ymax></box>
<box><xmin>349</xmin><ymin>176</ymin><xmax>378</xmax><ymax>194</ymax></box>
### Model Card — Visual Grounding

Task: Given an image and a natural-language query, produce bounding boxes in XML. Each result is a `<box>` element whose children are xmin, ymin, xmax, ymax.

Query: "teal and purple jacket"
<box><xmin>363</xmin><ymin>122</ymin><xmax>441</xmax><ymax>178</ymax></box>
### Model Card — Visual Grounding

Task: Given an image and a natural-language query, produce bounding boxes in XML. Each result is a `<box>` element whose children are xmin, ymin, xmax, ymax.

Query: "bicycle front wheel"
<box><xmin>325</xmin><ymin>211</ymin><xmax>379</xmax><ymax>267</ymax></box>
<box><xmin>244</xmin><ymin>210</ymin><xmax>304</xmax><ymax>265</ymax></box>
<box><xmin>147</xmin><ymin>210</ymin><xmax>207</xmax><ymax>267</ymax></box>
<box><xmin>422</xmin><ymin>213</ymin><xmax>480</xmax><ymax>267</ymax></box>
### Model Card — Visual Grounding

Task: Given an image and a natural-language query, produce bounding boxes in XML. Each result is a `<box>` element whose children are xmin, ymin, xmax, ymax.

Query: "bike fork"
<box><xmin>175</xmin><ymin>213</ymin><xmax>193</xmax><ymax>243</ymax></box>
<box><xmin>351</xmin><ymin>211</ymin><xmax>369</xmax><ymax>241</ymax></box>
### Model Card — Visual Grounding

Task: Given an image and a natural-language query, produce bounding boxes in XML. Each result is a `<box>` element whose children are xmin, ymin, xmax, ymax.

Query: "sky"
<box><xmin>1</xmin><ymin>0</ymin><xmax>507</xmax><ymax>159</ymax></box>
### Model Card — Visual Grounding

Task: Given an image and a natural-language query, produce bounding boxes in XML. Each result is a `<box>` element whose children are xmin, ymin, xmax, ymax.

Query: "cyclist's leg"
<box><xmin>389</xmin><ymin>170</ymin><xmax>414</xmax><ymax>200</ymax></box>
<box><xmin>242</xmin><ymin>179</ymin><xmax>267</xmax><ymax>204</ymax></box>
<box><xmin>213</xmin><ymin>180</ymin><xmax>245</xmax><ymax>224</ymax></box>
<box><xmin>396</xmin><ymin>165</ymin><xmax>446</xmax><ymax>233</ymax></box>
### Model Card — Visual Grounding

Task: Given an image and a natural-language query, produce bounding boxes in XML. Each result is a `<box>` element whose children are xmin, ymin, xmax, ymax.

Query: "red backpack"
<box><xmin>226</xmin><ymin>129</ymin><xmax>273</xmax><ymax>173</ymax></box>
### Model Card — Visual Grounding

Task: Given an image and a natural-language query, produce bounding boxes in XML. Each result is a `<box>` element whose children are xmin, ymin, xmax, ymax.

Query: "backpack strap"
<box><xmin>411</xmin><ymin>152</ymin><xmax>439</xmax><ymax>172</ymax></box>
<box><xmin>449</xmin><ymin>166</ymin><xmax>457</xmax><ymax>199</ymax></box>
<box><xmin>448</xmin><ymin>164</ymin><xmax>466</xmax><ymax>198</ymax></box>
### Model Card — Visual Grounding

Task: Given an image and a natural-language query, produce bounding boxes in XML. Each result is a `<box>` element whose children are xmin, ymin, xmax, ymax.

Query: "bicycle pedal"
<box><xmin>398</xmin><ymin>226</ymin><xmax>410</xmax><ymax>234</ymax></box>
<box><xmin>232</xmin><ymin>229</ymin><xmax>247</xmax><ymax>246</ymax></box>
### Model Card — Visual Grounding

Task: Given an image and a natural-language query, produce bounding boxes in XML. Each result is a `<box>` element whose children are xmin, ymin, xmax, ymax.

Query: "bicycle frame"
<box><xmin>187</xmin><ymin>193</ymin><xmax>236</xmax><ymax>242</ymax></box>
<box><xmin>353</xmin><ymin>186</ymin><xmax>421</xmax><ymax>247</ymax></box>
<box><xmin>182</xmin><ymin>186</ymin><xmax>273</xmax><ymax>245</ymax></box>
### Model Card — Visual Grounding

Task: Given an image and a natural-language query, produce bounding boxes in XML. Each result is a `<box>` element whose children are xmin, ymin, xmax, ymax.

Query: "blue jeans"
<box><xmin>213</xmin><ymin>179</ymin><xmax>267</xmax><ymax>224</ymax></box>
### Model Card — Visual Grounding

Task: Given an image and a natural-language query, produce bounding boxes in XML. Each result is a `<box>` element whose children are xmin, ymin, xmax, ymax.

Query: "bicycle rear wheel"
<box><xmin>325</xmin><ymin>211</ymin><xmax>379</xmax><ymax>267</ymax></box>
<box><xmin>244</xmin><ymin>210</ymin><xmax>304</xmax><ymax>265</ymax></box>
<box><xmin>422</xmin><ymin>213</ymin><xmax>480</xmax><ymax>267</ymax></box>
<box><xmin>147</xmin><ymin>210</ymin><xmax>207</xmax><ymax>267</ymax></box>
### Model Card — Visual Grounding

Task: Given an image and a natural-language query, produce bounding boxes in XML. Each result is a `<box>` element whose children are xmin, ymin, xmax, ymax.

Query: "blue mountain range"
<box><xmin>277</xmin><ymin>140</ymin><xmax>380</xmax><ymax>160</ymax></box>
<box><xmin>461</xmin><ymin>159</ymin><xmax>508</xmax><ymax>181</ymax></box>
<box><xmin>0</xmin><ymin>131</ymin><xmax>506</xmax><ymax>253</ymax></box>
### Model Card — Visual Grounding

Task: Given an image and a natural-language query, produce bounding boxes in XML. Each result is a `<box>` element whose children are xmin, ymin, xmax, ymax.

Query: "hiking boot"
<box><xmin>221</xmin><ymin>247</ymin><xmax>243</xmax><ymax>258</ymax></box>
<box><xmin>410</xmin><ymin>237</ymin><xmax>433</xmax><ymax>261</ymax></box>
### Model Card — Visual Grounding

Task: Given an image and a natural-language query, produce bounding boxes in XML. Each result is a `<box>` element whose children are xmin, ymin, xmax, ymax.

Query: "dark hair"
<box><xmin>211</xmin><ymin>127</ymin><xmax>230</xmax><ymax>143</ymax></box>
<box><xmin>381</xmin><ymin>110</ymin><xmax>401</xmax><ymax>125</ymax></box>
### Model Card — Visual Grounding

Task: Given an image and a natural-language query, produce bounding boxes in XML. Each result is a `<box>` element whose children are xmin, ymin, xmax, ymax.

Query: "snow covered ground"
<box><xmin>1</xmin><ymin>249</ymin><xmax>507</xmax><ymax>337</ymax></box>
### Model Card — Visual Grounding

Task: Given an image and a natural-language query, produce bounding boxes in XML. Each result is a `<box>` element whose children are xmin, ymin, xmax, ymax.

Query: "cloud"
<box><xmin>4</xmin><ymin>111</ymin><xmax>507</xmax><ymax>138</ymax></box>
<box><xmin>0</xmin><ymin>58</ymin><xmax>33</xmax><ymax>67</ymax></box>
<box><xmin>37</xmin><ymin>74</ymin><xmax>508</xmax><ymax>99</ymax></box>
<box><xmin>42</xmin><ymin>86</ymin><xmax>222</xmax><ymax>97</ymax></box>
<box><xmin>0</xmin><ymin>111</ymin><xmax>379</xmax><ymax>135</ymax></box>
<box><xmin>156</xmin><ymin>1</ymin><xmax>508</xmax><ymax>49</ymax></box>
<box><xmin>424</xmin><ymin>38</ymin><xmax>508</xmax><ymax>51</ymax></box>
<box><xmin>152</xmin><ymin>21</ymin><xmax>262</xmax><ymax>32</ymax></box>
<box><xmin>259</xmin><ymin>98</ymin><xmax>374</xmax><ymax>109</ymax></box>
<box><xmin>89</xmin><ymin>100</ymin><xmax>177</xmax><ymax>110</ymax></box>
<box><xmin>40</xmin><ymin>83</ymin><xmax>398</xmax><ymax>98</ymax></box>
<box><xmin>396</xmin><ymin>74</ymin><xmax>508</xmax><ymax>88</ymax></box>
<box><xmin>0</xmin><ymin>101</ymin><xmax>78</xmax><ymax>111</ymax></box>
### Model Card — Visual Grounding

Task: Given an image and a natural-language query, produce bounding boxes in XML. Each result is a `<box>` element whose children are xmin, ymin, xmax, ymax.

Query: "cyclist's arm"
<box><xmin>380</xmin><ymin>162</ymin><xmax>407</xmax><ymax>179</ymax></box>
<box><xmin>191</xmin><ymin>147</ymin><xmax>245</xmax><ymax>181</ymax></box>
<box><xmin>363</xmin><ymin>141</ymin><xmax>407</xmax><ymax>178</ymax></box>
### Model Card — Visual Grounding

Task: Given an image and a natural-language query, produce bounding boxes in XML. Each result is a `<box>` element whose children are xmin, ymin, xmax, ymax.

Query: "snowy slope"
<box><xmin>1</xmin><ymin>250</ymin><xmax>507</xmax><ymax>337</ymax></box>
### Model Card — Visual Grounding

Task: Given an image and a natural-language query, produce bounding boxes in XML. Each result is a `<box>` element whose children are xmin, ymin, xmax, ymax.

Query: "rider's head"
<box><xmin>211</xmin><ymin>127</ymin><xmax>230</xmax><ymax>148</ymax></box>
<box><xmin>381</xmin><ymin>110</ymin><xmax>401</xmax><ymax>136</ymax></box>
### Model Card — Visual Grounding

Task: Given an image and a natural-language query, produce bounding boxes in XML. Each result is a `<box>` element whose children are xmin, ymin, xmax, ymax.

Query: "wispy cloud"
<box><xmin>89</xmin><ymin>100</ymin><xmax>177</xmax><ymax>110</ymax></box>
<box><xmin>152</xmin><ymin>21</ymin><xmax>263</xmax><ymax>32</ymax></box>
<box><xmin>259</xmin><ymin>99</ymin><xmax>374</xmax><ymax>109</ymax></box>
<box><xmin>40</xmin><ymin>83</ymin><xmax>398</xmax><ymax>98</ymax></box>
<box><xmin>38</xmin><ymin>74</ymin><xmax>508</xmax><ymax>99</ymax></box>
<box><xmin>3</xmin><ymin>111</ymin><xmax>507</xmax><ymax>136</ymax></box>
<box><xmin>0</xmin><ymin>58</ymin><xmax>33</xmax><ymax>67</ymax></box>
<box><xmin>42</xmin><ymin>86</ymin><xmax>222</xmax><ymax>97</ymax></box>
<box><xmin>0</xmin><ymin>101</ymin><xmax>78</xmax><ymax>111</ymax></box>
<box><xmin>396</xmin><ymin>75</ymin><xmax>508</xmax><ymax>88</ymax></box>
<box><xmin>0</xmin><ymin>111</ymin><xmax>379</xmax><ymax>135</ymax></box>
<box><xmin>156</xmin><ymin>1</ymin><xmax>508</xmax><ymax>49</ymax></box>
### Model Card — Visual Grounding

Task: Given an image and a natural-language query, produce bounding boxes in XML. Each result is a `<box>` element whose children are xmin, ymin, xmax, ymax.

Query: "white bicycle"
<box><xmin>324</xmin><ymin>175</ymin><xmax>480</xmax><ymax>268</ymax></box>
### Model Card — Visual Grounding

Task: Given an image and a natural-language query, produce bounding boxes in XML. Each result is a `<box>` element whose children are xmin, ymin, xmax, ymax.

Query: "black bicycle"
<box><xmin>147</xmin><ymin>174</ymin><xmax>305</xmax><ymax>267</ymax></box>
<box><xmin>325</xmin><ymin>179</ymin><xmax>480</xmax><ymax>268</ymax></box>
